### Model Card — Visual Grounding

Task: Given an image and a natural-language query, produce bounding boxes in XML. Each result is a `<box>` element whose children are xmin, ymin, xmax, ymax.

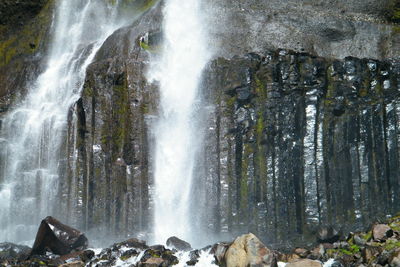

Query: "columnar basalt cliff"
<box><xmin>58</xmin><ymin>6</ymin><xmax>162</xmax><ymax>239</ymax></box>
<box><xmin>0</xmin><ymin>0</ymin><xmax>399</xmax><ymax>249</ymax></box>
<box><xmin>200</xmin><ymin>51</ymin><xmax>400</xmax><ymax>245</ymax></box>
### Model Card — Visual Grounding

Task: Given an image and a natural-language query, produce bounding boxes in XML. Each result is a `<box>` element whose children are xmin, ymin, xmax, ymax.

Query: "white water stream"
<box><xmin>150</xmin><ymin>0</ymin><xmax>210</xmax><ymax>245</ymax></box>
<box><xmin>0</xmin><ymin>0</ymin><xmax>127</xmax><ymax>244</ymax></box>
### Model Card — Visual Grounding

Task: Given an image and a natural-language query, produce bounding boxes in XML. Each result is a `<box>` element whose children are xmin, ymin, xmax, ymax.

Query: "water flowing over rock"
<box><xmin>0</xmin><ymin>0</ymin><xmax>158</xmax><ymax>244</ymax></box>
<box><xmin>0</xmin><ymin>0</ymin><xmax>399</xmax><ymax>251</ymax></box>
<box><xmin>149</xmin><ymin>0</ymin><xmax>211</xmax><ymax>245</ymax></box>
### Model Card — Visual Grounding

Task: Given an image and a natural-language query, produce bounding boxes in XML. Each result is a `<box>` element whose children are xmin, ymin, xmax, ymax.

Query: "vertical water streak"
<box><xmin>150</xmin><ymin>0</ymin><xmax>210</xmax><ymax>244</ymax></box>
<box><xmin>0</xmin><ymin>0</ymin><xmax>126</xmax><ymax>244</ymax></box>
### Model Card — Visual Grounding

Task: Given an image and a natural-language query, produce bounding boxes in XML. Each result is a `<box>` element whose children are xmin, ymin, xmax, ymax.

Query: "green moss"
<box><xmin>362</xmin><ymin>231</ymin><xmax>372</xmax><ymax>241</ymax></box>
<box><xmin>254</xmin><ymin>76</ymin><xmax>267</xmax><ymax>198</ymax></box>
<box><xmin>83</xmin><ymin>86</ymin><xmax>94</xmax><ymax>98</ymax></box>
<box><xmin>390</xmin><ymin>222</ymin><xmax>400</xmax><ymax>232</ymax></box>
<box><xmin>0</xmin><ymin>0</ymin><xmax>54</xmax><ymax>67</ymax></box>
<box><xmin>112</xmin><ymin>83</ymin><xmax>129</xmax><ymax>155</ymax></box>
<box><xmin>392</xmin><ymin>7</ymin><xmax>400</xmax><ymax>21</ymax></box>
<box><xmin>240</xmin><ymin>143</ymin><xmax>253</xmax><ymax>213</ymax></box>
<box><xmin>0</xmin><ymin>36</ymin><xmax>17</xmax><ymax>66</ymax></box>
<box><xmin>384</xmin><ymin>240</ymin><xmax>400</xmax><ymax>250</ymax></box>
<box><xmin>120</xmin><ymin>254</ymin><xmax>136</xmax><ymax>261</ymax></box>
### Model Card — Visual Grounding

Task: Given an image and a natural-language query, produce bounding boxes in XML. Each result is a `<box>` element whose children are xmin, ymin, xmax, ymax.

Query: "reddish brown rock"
<box><xmin>30</xmin><ymin>216</ymin><xmax>88</xmax><ymax>256</ymax></box>
<box><xmin>293</xmin><ymin>248</ymin><xmax>309</xmax><ymax>258</ymax></box>
<box><xmin>286</xmin><ymin>259</ymin><xmax>322</xmax><ymax>267</ymax></box>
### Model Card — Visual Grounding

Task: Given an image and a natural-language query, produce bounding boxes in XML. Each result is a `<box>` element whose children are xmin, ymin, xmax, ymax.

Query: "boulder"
<box><xmin>353</xmin><ymin>234</ymin><xmax>367</xmax><ymax>246</ymax></box>
<box><xmin>372</xmin><ymin>224</ymin><xmax>393</xmax><ymax>241</ymax></box>
<box><xmin>293</xmin><ymin>248</ymin><xmax>309</xmax><ymax>258</ymax></box>
<box><xmin>112</xmin><ymin>238</ymin><xmax>148</xmax><ymax>251</ymax></box>
<box><xmin>186</xmin><ymin>250</ymin><xmax>200</xmax><ymax>265</ymax></box>
<box><xmin>285</xmin><ymin>259</ymin><xmax>322</xmax><ymax>267</ymax></box>
<box><xmin>59</xmin><ymin>261</ymin><xmax>84</xmax><ymax>267</ymax></box>
<box><xmin>30</xmin><ymin>216</ymin><xmax>88</xmax><ymax>256</ymax></box>
<box><xmin>166</xmin><ymin>236</ymin><xmax>192</xmax><ymax>251</ymax></box>
<box><xmin>308</xmin><ymin>244</ymin><xmax>325</xmax><ymax>260</ymax></box>
<box><xmin>317</xmin><ymin>226</ymin><xmax>340</xmax><ymax>243</ymax></box>
<box><xmin>79</xmin><ymin>249</ymin><xmax>95</xmax><ymax>262</ymax></box>
<box><xmin>211</xmin><ymin>242</ymin><xmax>231</xmax><ymax>265</ymax></box>
<box><xmin>361</xmin><ymin>246</ymin><xmax>383</xmax><ymax>263</ymax></box>
<box><xmin>390</xmin><ymin>249</ymin><xmax>400</xmax><ymax>267</ymax></box>
<box><xmin>225</xmin><ymin>233</ymin><xmax>277</xmax><ymax>267</ymax></box>
<box><xmin>138</xmin><ymin>257</ymin><xmax>165</xmax><ymax>267</ymax></box>
<box><xmin>277</xmin><ymin>252</ymin><xmax>300</xmax><ymax>262</ymax></box>
<box><xmin>0</xmin><ymin>242</ymin><xmax>31</xmax><ymax>261</ymax></box>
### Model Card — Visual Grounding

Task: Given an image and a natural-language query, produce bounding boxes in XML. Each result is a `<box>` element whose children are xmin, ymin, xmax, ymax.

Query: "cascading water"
<box><xmin>150</xmin><ymin>0</ymin><xmax>210</xmax><ymax>245</ymax></box>
<box><xmin>0</xmin><ymin>0</ymin><xmax>127</xmax><ymax>244</ymax></box>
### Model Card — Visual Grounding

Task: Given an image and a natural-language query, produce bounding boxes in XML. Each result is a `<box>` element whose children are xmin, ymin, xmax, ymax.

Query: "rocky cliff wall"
<box><xmin>43</xmin><ymin>0</ymin><xmax>400</xmax><ymax>246</ymax></box>
<box><xmin>0</xmin><ymin>0</ymin><xmax>399</xmax><ymax>247</ymax></box>
<box><xmin>200</xmin><ymin>51</ymin><xmax>400</xmax><ymax>246</ymax></box>
<box><xmin>0</xmin><ymin>0</ymin><xmax>53</xmax><ymax>114</ymax></box>
<box><xmin>57</xmin><ymin>5</ymin><xmax>163</xmax><ymax>240</ymax></box>
<box><xmin>203</xmin><ymin>0</ymin><xmax>400</xmax><ymax>60</ymax></box>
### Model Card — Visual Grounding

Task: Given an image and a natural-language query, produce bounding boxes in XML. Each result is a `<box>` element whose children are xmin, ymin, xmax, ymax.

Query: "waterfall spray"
<box><xmin>0</xmin><ymin>0</ymin><xmax>127</xmax><ymax>244</ymax></box>
<box><xmin>150</xmin><ymin>0</ymin><xmax>210</xmax><ymax>245</ymax></box>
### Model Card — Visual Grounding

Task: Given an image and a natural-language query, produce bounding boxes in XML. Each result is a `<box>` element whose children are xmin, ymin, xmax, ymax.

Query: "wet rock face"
<box><xmin>203</xmin><ymin>0</ymin><xmax>399</xmax><ymax>60</ymax></box>
<box><xmin>200</xmin><ymin>50</ymin><xmax>400</xmax><ymax>245</ymax></box>
<box><xmin>57</xmin><ymin>4</ymin><xmax>162</xmax><ymax>237</ymax></box>
<box><xmin>0</xmin><ymin>0</ymin><xmax>50</xmax><ymax>29</ymax></box>
<box><xmin>0</xmin><ymin>0</ymin><xmax>53</xmax><ymax>113</ymax></box>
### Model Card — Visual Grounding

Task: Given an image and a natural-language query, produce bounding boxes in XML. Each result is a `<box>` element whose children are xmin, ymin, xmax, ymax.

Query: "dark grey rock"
<box><xmin>0</xmin><ymin>242</ymin><xmax>31</xmax><ymax>261</ymax></box>
<box><xmin>166</xmin><ymin>236</ymin><xmax>192</xmax><ymax>251</ymax></box>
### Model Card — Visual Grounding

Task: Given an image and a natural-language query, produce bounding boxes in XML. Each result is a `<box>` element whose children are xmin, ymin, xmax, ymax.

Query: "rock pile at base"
<box><xmin>275</xmin><ymin>215</ymin><xmax>400</xmax><ymax>267</ymax></box>
<box><xmin>2</xmin><ymin>215</ymin><xmax>400</xmax><ymax>266</ymax></box>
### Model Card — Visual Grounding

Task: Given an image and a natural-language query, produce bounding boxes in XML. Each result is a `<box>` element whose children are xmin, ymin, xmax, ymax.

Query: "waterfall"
<box><xmin>0</xmin><ymin>0</ymin><xmax>126</xmax><ymax>244</ymax></box>
<box><xmin>150</xmin><ymin>0</ymin><xmax>210</xmax><ymax>245</ymax></box>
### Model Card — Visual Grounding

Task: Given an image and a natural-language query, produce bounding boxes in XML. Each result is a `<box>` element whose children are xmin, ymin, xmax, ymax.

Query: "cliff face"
<box><xmin>200</xmin><ymin>51</ymin><xmax>400</xmax><ymax>245</ymax></box>
<box><xmin>0</xmin><ymin>0</ymin><xmax>399</xmax><ymax>246</ymax></box>
<box><xmin>56</xmin><ymin>6</ymin><xmax>163</xmax><ymax>238</ymax></box>
<box><xmin>0</xmin><ymin>0</ymin><xmax>53</xmax><ymax>113</ymax></box>
<box><xmin>203</xmin><ymin>0</ymin><xmax>400</xmax><ymax>60</ymax></box>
